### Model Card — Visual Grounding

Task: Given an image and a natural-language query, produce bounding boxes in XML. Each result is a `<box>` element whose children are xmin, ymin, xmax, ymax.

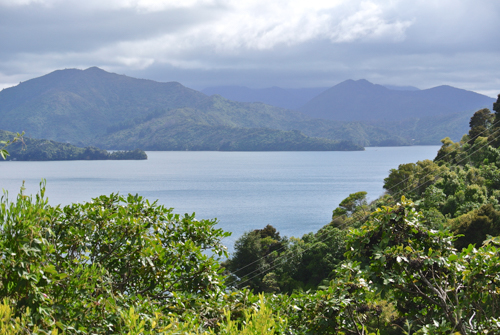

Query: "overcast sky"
<box><xmin>1</xmin><ymin>0</ymin><xmax>499</xmax><ymax>97</ymax></box>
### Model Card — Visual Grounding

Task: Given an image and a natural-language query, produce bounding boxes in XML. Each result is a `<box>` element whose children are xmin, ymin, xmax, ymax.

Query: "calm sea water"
<box><xmin>0</xmin><ymin>147</ymin><xmax>439</xmax><ymax>250</ymax></box>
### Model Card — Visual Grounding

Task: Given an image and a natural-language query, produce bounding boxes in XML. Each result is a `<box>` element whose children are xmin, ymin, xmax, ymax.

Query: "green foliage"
<box><xmin>332</xmin><ymin>191</ymin><xmax>368</xmax><ymax>219</ymax></box>
<box><xmin>468</xmin><ymin>108</ymin><xmax>493</xmax><ymax>144</ymax></box>
<box><xmin>0</xmin><ymin>299</ymin><xmax>58</xmax><ymax>335</ymax></box>
<box><xmin>281</xmin><ymin>226</ymin><xmax>348</xmax><ymax>291</ymax></box>
<box><xmin>384</xmin><ymin>159</ymin><xmax>445</xmax><ymax>200</ymax></box>
<box><xmin>434</xmin><ymin>136</ymin><xmax>462</xmax><ymax>163</ymax></box>
<box><xmin>225</xmin><ymin>225</ymin><xmax>287</xmax><ymax>293</ymax></box>
<box><xmin>494</xmin><ymin>94</ymin><xmax>500</xmax><ymax>115</ymax></box>
<box><xmin>0</xmin><ymin>183</ymin><xmax>229</xmax><ymax>333</ymax></box>
<box><xmin>225</xmin><ymin>223</ymin><xmax>349</xmax><ymax>294</ymax></box>
<box><xmin>488</xmin><ymin>94</ymin><xmax>500</xmax><ymax>147</ymax></box>
<box><xmin>346</xmin><ymin>198</ymin><xmax>500</xmax><ymax>334</ymax></box>
<box><xmin>0</xmin><ymin>132</ymin><xmax>23</xmax><ymax>160</ymax></box>
<box><xmin>382</xmin><ymin>104</ymin><xmax>500</xmax><ymax>249</ymax></box>
<box><xmin>4</xmin><ymin>99</ymin><xmax>500</xmax><ymax>334</ymax></box>
<box><xmin>449</xmin><ymin>203</ymin><xmax>500</xmax><ymax>250</ymax></box>
<box><xmin>262</xmin><ymin>269</ymin><xmax>397</xmax><ymax>335</ymax></box>
<box><xmin>214</xmin><ymin>295</ymin><xmax>287</xmax><ymax>335</ymax></box>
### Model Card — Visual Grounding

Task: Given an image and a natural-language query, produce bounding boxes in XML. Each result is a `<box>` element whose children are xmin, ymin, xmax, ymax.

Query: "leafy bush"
<box><xmin>0</xmin><ymin>183</ymin><xmax>229</xmax><ymax>333</ymax></box>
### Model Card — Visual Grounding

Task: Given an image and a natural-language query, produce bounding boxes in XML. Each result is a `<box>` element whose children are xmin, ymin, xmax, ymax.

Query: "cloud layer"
<box><xmin>1</xmin><ymin>0</ymin><xmax>499</xmax><ymax>96</ymax></box>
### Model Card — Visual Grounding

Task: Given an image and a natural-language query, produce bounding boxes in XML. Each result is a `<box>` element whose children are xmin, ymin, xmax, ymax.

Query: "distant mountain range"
<box><xmin>201</xmin><ymin>83</ymin><xmax>422</xmax><ymax>110</ymax></box>
<box><xmin>202</xmin><ymin>80</ymin><xmax>496</xmax><ymax>145</ymax></box>
<box><xmin>0</xmin><ymin>68</ymin><xmax>496</xmax><ymax>150</ymax></box>
<box><xmin>298</xmin><ymin>79</ymin><xmax>494</xmax><ymax>122</ymax></box>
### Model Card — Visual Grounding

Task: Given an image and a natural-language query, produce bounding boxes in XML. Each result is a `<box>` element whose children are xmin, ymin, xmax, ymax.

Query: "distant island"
<box><xmin>0</xmin><ymin>130</ymin><xmax>147</xmax><ymax>161</ymax></box>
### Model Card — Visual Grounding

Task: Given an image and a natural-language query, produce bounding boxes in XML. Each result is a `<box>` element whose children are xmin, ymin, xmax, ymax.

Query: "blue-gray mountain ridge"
<box><xmin>0</xmin><ymin>68</ymin><xmax>493</xmax><ymax>149</ymax></box>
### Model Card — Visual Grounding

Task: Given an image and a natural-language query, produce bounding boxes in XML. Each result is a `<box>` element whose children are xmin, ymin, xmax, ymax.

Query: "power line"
<box><xmin>228</xmin><ymin>124</ymin><xmax>496</xmax><ymax>279</ymax></box>
<box><xmin>229</xmin><ymin>124</ymin><xmax>500</xmax><ymax>290</ymax></box>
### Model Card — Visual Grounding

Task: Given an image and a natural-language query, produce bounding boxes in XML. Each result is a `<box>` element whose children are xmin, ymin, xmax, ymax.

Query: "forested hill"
<box><xmin>0</xmin><ymin>67</ymin><xmax>229</xmax><ymax>145</ymax></box>
<box><xmin>0</xmin><ymin>67</ymin><xmax>365</xmax><ymax>150</ymax></box>
<box><xmin>0</xmin><ymin>130</ymin><xmax>147</xmax><ymax>161</ymax></box>
<box><xmin>0</xmin><ymin>67</ymin><xmax>478</xmax><ymax>149</ymax></box>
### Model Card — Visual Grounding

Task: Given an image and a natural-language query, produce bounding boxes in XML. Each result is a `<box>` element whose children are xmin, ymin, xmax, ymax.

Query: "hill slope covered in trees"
<box><xmin>0</xmin><ymin>67</ymin><xmax>482</xmax><ymax>148</ymax></box>
<box><xmin>0</xmin><ymin>67</ymin><xmax>362</xmax><ymax>150</ymax></box>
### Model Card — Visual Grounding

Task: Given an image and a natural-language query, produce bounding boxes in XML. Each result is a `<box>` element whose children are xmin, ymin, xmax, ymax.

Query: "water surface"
<box><xmin>0</xmin><ymin>146</ymin><xmax>440</xmax><ymax>249</ymax></box>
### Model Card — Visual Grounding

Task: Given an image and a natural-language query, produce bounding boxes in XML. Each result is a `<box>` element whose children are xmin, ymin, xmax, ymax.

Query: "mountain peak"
<box><xmin>355</xmin><ymin>79</ymin><xmax>372</xmax><ymax>85</ymax></box>
<box><xmin>84</xmin><ymin>66</ymin><xmax>106</xmax><ymax>73</ymax></box>
<box><xmin>335</xmin><ymin>79</ymin><xmax>384</xmax><ymax>90</ymax></box>
<box><xmin>299</xmin><ymin>80</ymin><xmax>495</xmax><ymax>122</ymax></box>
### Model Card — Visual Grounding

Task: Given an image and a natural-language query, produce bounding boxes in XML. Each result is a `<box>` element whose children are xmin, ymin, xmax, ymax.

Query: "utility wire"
<box><xmin>229</xmin><ymin>123</ymin><xmax>500</xmax><ymax>290</ymax></box>
<box><xmin>228</xmin><ymin>119</ymin><xmax>500</xmax><ymax>278</ymax></box>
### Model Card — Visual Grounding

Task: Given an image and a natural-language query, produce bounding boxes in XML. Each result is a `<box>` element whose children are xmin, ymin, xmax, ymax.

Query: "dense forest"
<box><xmin>0</xmin><ymin>130</ymin><xmax>147</xmax><ymax>161</ymax></box>
<box><xmin>1</xmin><ymin>94</ymin><xmax>500</xmax><ymax>334</ymax></box>
<box><xmin>99</xmin><ymin>120</ymin><xmax>362</xmax><ymax>151</ymax></box>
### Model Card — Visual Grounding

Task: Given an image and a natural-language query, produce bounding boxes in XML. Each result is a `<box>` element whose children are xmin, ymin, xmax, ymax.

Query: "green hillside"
<box><xmin>370</xmin><ymin>109</ymin><xmax>472</xmax><ymax>145</ymax></box>
<box><xmin>1</xmin><ymin>68</ymin><xmax>358</xmax><ymax>151</ymax></box>
<box><xmin>0</xmin><ymin>67</ymin><xmax>310</xmax><ymax>145</ymax></box>
<box><xmin>286</xmin><ymin>118</ymin><xmax>411</xmax><ymax>146</ymax></box>
<box><xmin>299</xmin><ymin>79</ymin><xmax>494</xmax><ymax>121</ymax></box>
<box><xmin>0</xmin><ymin>67</ymin><xmax>212</xmax><ymax>145</ymax></box>
<box><xmin>0</xmin><ymin>67</ymin><xmax>474</xmax><ymax>149</ymax></box>
<box><xmin>97</xmin><ymin>118</ymin><xmax>361</xmax><ymax>151</ymax></box>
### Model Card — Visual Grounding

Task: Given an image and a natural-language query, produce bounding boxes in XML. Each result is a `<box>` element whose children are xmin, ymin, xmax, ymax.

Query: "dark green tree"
<box><xmin>332</xmin><ymin>191</ymin><xmax>367</xmax><ymax>219</ymax></box>
<box><xmin>449</xmin><ymin>203</ymin><xmax>500</xmax><ymax>250</ymax></box>
<box><xmin>383</xmin><ymin>159</ymin><xmax>443</xmax><ymax>199</ymax></box>
<box><xmin>284</xmin><ymin>225</ymin><xmax>347</xmax><ymax>290</ymax></box>
<box><xmin>488</xmin><ymin>94</ymin><xmax>500</xmax><ymax>147</ymax></box>
<box><xmin>468</xmin><ymin>108</ymin><xmax>493</xmax><ymax>144</ymax></box>
<box><xmin>493</xmin><ymin>94</ymin><xmax>500</xmax><ymax>117</ymax></box>
<box><xmin>330</xmin><ymin>191</ymin><xmax>370</xmax><ymax>229</ymax></box>
<box><xmin>224</xmin><ymin>225</ymin><xmax>286</xmax><ymax>293</ymax></box>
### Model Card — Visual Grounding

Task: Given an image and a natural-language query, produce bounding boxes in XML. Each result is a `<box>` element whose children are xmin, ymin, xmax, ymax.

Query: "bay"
<box><xmin>0</xmin><ymin>146</ymin><xmax>440</xmax><ymax>250</ymax></box>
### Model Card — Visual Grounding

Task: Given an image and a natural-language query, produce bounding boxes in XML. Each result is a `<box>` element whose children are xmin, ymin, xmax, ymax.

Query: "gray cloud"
<box><xmin>0</xmin><ymin>2</ymin><xmax>221</xmax><ymax>54</ymax></box>
<box><xmin>1</xmin><ymin>0</ymin><xmax>499</xmax><ymax>97</ymax></box>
